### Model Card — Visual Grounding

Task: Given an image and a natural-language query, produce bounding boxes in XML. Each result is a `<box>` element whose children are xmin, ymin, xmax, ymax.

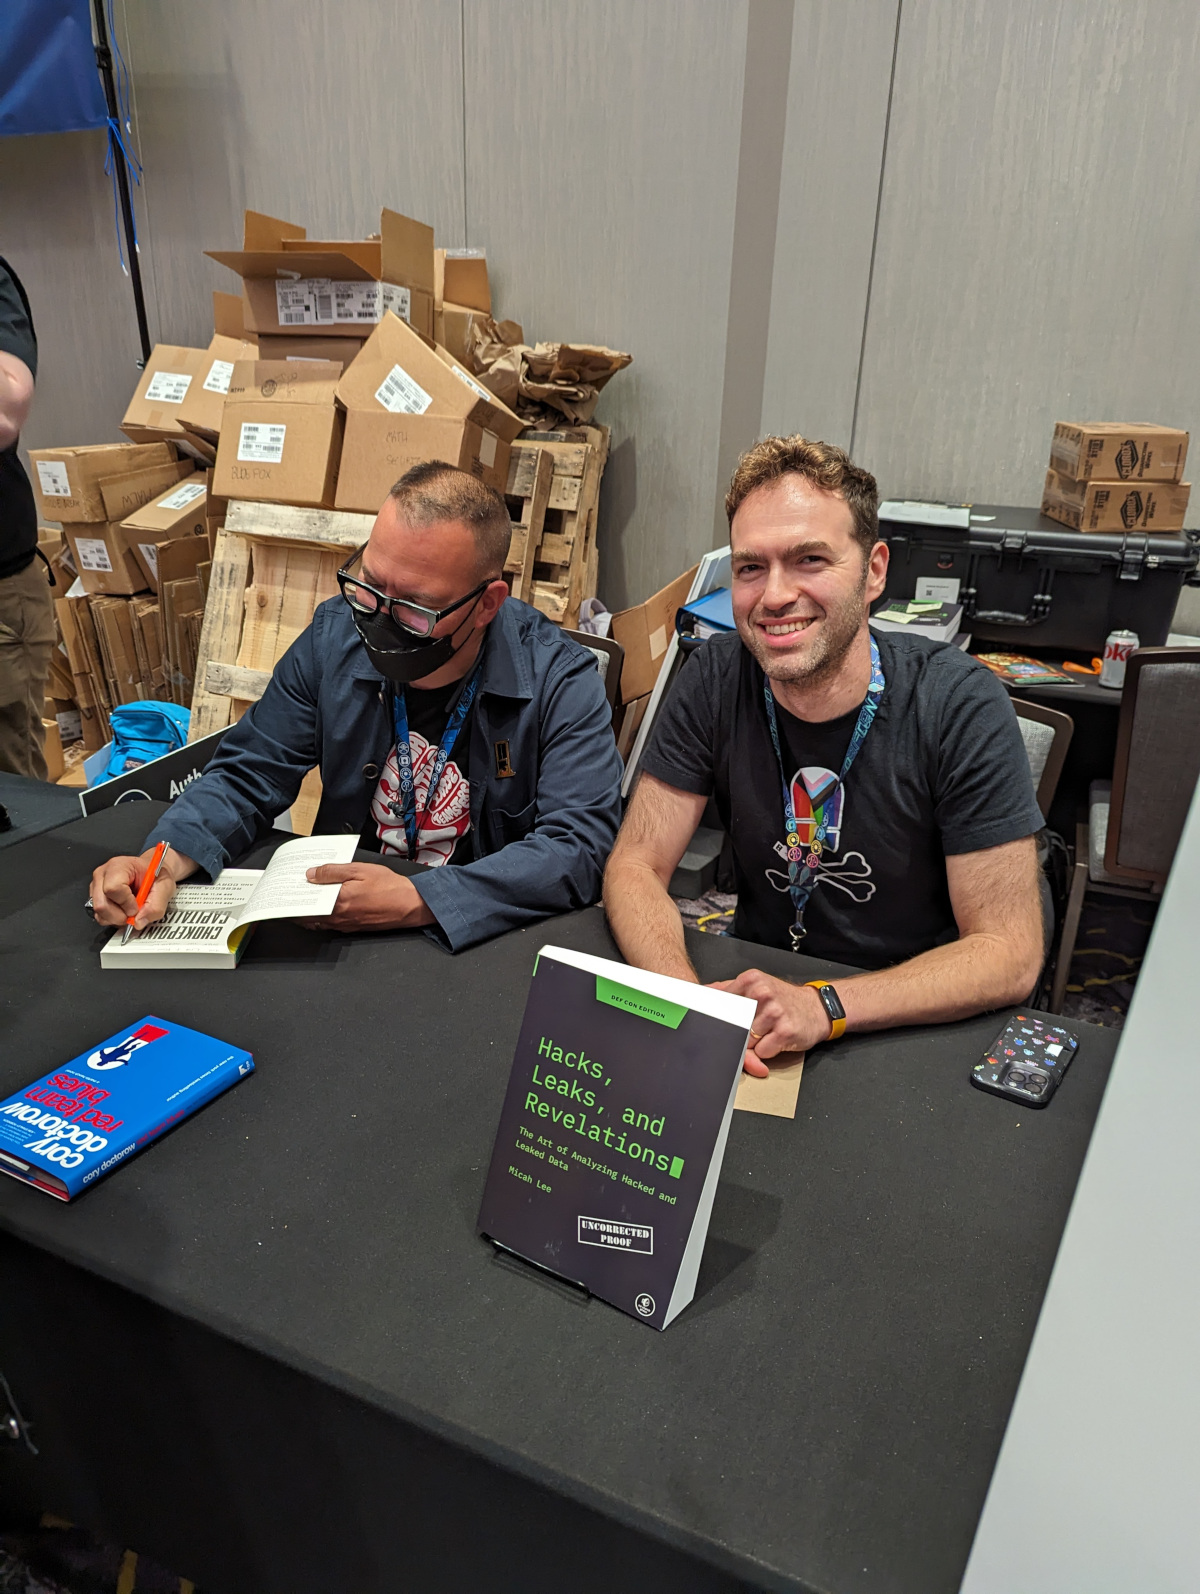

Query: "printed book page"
<box><xmin>103</xmin><ymin>834</ymin><xmax>358</xmax><ymax>960</ymax></box>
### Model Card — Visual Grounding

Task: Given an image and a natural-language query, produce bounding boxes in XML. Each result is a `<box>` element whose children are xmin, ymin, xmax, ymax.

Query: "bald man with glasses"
<box><xmin>88</xmin><ymin>462</ymin><xmax>622</xmax><ymax>952</ymax></box>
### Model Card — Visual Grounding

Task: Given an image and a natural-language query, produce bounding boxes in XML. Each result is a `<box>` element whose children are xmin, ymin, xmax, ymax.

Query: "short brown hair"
<box><xmin>389</xmin><ymin>461</ymin><xmax>511</xmax><ymax>577</ymax></box>
<box><xmin>725</xmin><ymin>435</ymin><xmax>879</xmax><ymax>553</ymax></box>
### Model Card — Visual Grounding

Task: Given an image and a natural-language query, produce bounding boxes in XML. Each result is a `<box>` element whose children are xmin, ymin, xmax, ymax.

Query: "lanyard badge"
<box><xmin>763</xmin><ymin>635</ymin><xmax>884</xmax><ymax>950</ymax></box>
<box><xmin>390</xmin><ymin>663</ymin><xmax>482</xmax><ymax>861</ymax></box>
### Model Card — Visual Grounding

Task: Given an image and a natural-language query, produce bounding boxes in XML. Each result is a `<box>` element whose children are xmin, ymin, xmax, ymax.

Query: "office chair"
<box><xmin>1049</xmin><ymin>647</ymin><xmax>1200</xmax><ymax>1013</ymax></box>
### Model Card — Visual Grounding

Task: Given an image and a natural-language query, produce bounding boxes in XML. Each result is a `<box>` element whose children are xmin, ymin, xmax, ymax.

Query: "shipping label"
<box><xmin>380</xmin><ymin>283</ymin><xmax>411</xmax><ymax>323</ymax></box>
<box><xmin>479</xmin><ymin>430</ymin><xmax>499</xmax><ymax>469</ymax></box>
<box><xmin>237</xmin><ymin>423</ymin><xmax>287</xmax><ymax>463</ymax></box>
<box><xmin>75</xmin><ymin>538</ymin><xmax>113</xmax><ymax>573</ymax></box>
<box><xmin>157</xmin><ymin>480</ymin><xmax>207</xmax><ymax>511</ymax></box>
<box><xmin>138</xmin><ymin>543</ymin><xmax>160</xmax><ymax>580</ymax></box>
<box><xmin>145</xmin><ymin>371</ymin><xmax>192</xmax><ymax>404</ymax></box>
<box><xmin>275</xmin><ymin>278</ymin><xmax>334</xmax><ymax>327</ymax></box>
<box><xmin>202</xmin><ymin>359</ymin><xmax>235</xmax><ymax>394</ymax></box>
<box><xmin>332</xmin><ymin>282</ymin><xmax>385</xmax><ymax>323</ymax></box>
<box><xmin>451</xmin><ymin>365</ymin><xmax>492</xmax><ymax>402</ymax></box>
<box><xmin>374</xmin><ymin>363</ymin><xmax>432</xmax><ymax>415</ymax></box>
<box><xmin>35</xmin><ymin>460</ymin><xmax>71</xmax><ymax>498</ymax></box>
<box><xmin>327</xmin><ymin>281</ymin><xmax>412</xmax><ymax>325</ymax></box>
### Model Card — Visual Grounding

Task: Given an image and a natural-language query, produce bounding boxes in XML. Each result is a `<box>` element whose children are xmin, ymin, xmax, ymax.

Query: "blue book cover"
<box><xmin>0</xmin><ymin>1016</ymin><xmax>254</xmax><ymax>1201</ymax></box>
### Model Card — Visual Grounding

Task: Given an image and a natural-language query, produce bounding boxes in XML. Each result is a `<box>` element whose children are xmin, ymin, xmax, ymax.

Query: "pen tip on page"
<box><xmin>122</xmin><ymin>923</ymin><xmax>135</xmax><ymax>946</ymax></box>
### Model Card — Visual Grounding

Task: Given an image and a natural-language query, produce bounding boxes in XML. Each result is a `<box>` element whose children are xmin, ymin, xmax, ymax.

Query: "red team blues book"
<box><xmin>0</xmin><ymin>1016</ymin><xmax>254</xmax><ymax>1201</ymax></box>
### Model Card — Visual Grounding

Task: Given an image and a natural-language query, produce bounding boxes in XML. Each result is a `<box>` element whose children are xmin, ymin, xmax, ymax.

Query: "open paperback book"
<box><xmin>100</xmin><ymin>834</ymin><xmax>359</xmax><ymax>970</ymax></box>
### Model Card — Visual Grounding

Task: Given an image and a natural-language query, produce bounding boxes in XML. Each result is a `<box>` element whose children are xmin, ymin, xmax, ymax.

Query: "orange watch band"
<box><xmin>805</xmin><ymin>980</ymin><xmax>847</xmax><ymax>1040</ymax></box>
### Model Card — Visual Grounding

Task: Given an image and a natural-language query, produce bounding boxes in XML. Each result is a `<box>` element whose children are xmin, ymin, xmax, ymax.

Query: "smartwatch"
<box><xmin>805</xmin><ymin>980</ymin><xmax>846</xmax><ymax>1040</ymax></box>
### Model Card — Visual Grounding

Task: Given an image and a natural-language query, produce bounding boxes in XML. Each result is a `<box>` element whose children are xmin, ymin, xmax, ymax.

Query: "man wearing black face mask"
<box><xmin>87</xmin><ymin>463</ymin><xmax>623</xmax><ymax>951</ymax></box>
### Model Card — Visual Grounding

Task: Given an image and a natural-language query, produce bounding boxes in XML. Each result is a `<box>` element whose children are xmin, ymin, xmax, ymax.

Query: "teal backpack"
<box><xmin>94</xmin><ymin>702</ymin><xmax>192</xmax><ymax>785</ymax></box>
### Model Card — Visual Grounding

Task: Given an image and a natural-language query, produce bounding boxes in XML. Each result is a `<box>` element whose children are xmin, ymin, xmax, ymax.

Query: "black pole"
<box><xmin>91</xmin><ymin>0</ymin><xmax>152</xmax><ymax>364</ymax></box>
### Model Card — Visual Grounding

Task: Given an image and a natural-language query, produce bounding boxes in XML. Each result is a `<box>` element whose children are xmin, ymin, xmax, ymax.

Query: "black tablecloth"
<box><xmin>0</xmin><ymin>807</ymin><xmax>1117</xmax><ymax>1594</ymax></box>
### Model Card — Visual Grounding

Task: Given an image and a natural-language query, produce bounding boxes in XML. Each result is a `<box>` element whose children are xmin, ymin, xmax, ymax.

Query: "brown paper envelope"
<box><xmin>734</xmin><ymin>1052</ymin><xmax>805</xmax><ymax>1119</ymax></box>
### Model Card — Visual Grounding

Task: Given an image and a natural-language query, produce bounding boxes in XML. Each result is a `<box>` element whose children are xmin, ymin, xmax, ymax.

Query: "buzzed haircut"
<box><xmin>725</xmin><ymin>434</ymin><xmax>880</xmax><ymax>556</ymax></box>
<box><xmin>389</xmin><ymin>461</ymin><xmax>512</xmax><ymax>577</ymax></box>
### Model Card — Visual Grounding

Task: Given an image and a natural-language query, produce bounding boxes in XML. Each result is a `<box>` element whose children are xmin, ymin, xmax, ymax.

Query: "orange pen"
<box><xmin>123</xmin><ymin>841</ymin><xmax>171</xmax><ymax>945</ymax></box>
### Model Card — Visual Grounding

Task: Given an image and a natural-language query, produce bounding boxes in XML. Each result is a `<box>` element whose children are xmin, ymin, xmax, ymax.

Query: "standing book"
<box><xmin>0</xmin><ymin>1017</ymin><xmax>254</xmax><ymax>1200</ymax></box>
<box><xmin>477</xmin><ymin>946</ymin><xmax>755</xmax><ymax>1329</ymax></box>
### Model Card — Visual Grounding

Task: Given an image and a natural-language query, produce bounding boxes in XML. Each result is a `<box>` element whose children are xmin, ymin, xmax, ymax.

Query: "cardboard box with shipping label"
<box><xmin>335</xmin><ymin>410</ymin><xmax>507</xmax><ymax>513</ymax></box>
<box><xmin>207</xmin><ymin>207</ymin><xmax>435</xmax><ymax>341</ymax></box>
<box><xmin>120</xmin><ymin>477</ymin><xmax>209</xmax><ymax>592</ymax></box>
<box><xmin>1041</xmin><ymin>468</ymin><xmax>1192</xmax><ymax>532</ymax></box>
<box><xmin>173</xmin><ymin>333</ymin><xmax>261</xmax><ymax>442</ymax></box>
<box><xmin>213</xmin><ymin>360</ymin><xmax>344</xmax><ymax>508</ymax></box>
<box><xmin>337</xmin><ymin>311</ymin><xmax>523</xmax><ymax>440</ymax></box>
<box><xmin>1050</xmin><ymin>422</ymin><xmax>1189</xmax><ymax>484</ymax></box>
<box><xmin>65</xmin><ymin>522</ymin><xmax>151</xmax><ymax>596</ymax></box>
<box><xmin>122</xmin><ymin>523</ymin><xmax>212</xmax><ymax>596</ymax></box>
<box><xmin>99</xmin><ymin>460</ymin><xmax>194</xmax><ymax>523</ymax></box>
<box><xmin>610</xmin><ymin>566</ymin><xmax>700</xmax><ymax>702</ymax></box>
<box><xmin>28</xmin><ymin>442</ymin><xmax>178</xmax><ymax>522</ymax></box>
<box><xmin>122</xmin><ymin>346</ymin><xmax>215</xmax><ymax>442</ymax></box>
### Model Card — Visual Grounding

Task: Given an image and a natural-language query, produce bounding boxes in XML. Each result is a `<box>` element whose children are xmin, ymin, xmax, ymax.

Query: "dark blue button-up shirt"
<box><xmin>144</xmin><ymin>595</ymin><xmax>623</xmax><ymax>951</ymax></box>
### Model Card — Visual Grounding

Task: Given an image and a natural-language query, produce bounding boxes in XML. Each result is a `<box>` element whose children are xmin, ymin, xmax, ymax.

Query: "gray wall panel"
<box><xmin>126</xmin><ymin>0</ymin><xmax>466</xmax><ymax>351</ymax></box>
<box><xmin>464</xmin><ymin>0</ymin><xmax>749</xmax><ymax>609</ymax></box>
<box><xmin>3</xmin><ymin>129</ymin><xmax>149</xmax><ymax>457</ymax></box>
<box><xmin>761</xmin><ymin>0</ymin><xmax>899</xmax><ymax>452</ymax></box>
<box><xmin>854</xmin><ymin>0</ymin><xmax>1200</xmax><ymax>505</ymax></box>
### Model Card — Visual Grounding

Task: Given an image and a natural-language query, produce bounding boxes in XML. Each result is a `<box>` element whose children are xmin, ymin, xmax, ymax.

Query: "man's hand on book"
<box><xmin>90</xmin><ymin>847</ymin><xmax>197</xmax><ymax>930</ymax></box>
<box><xmin>302</xmin><ymin>863</ymin><xmax>435</xmax><ymax>931</ymax></box>
<box><xmin>710</xmin><ymin>969</ymin><xmax>833</xmax><ymax>1075</ymax></box>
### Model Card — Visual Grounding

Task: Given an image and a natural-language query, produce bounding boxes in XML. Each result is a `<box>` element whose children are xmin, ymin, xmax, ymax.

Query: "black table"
<box><xmin>0</xmin><ymin>772</ymin><xmax>81</xmax><ymax>850</ymax></box>
<box><xmin>0</xmin><ymin>807</ymin><xmax>1118</xmax><ymax>1594</ymax></box>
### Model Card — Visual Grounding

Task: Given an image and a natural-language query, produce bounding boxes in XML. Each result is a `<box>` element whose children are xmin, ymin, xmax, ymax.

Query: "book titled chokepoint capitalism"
<box><xmin>478</xmin><ymin>947</ymin><xmax>755</xmax><ymax>1329</ymax></box>
<box><xmin>0</xmin><ymin>1017</ymin><xmax>254</xmax><ymax>1201</ymax></box>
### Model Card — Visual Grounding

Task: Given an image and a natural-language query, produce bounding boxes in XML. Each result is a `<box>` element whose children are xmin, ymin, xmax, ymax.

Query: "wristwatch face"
<box><xmin>816</xmin><ymin>983</ymin><xmax>845</xmax><ymax>1022</ymax></box>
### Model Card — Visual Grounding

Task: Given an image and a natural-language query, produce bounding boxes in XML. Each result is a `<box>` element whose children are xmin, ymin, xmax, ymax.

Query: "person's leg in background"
<box><xmin>0</xmin><ymin>556</ymin><xmax>55</xmax><ymax>780</ymax></box>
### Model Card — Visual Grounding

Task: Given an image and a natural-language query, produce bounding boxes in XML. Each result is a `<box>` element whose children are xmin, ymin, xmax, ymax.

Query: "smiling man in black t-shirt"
<box><xmin>603</xmin><ymin>435</ymin><xmax>1045</xmax><ymax>1074</ymax></box>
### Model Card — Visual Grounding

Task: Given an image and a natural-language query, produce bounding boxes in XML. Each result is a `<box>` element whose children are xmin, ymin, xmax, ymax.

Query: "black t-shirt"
<box><xmin>0</xmin><ymin>257</ymin><xmax>38</xmax><ymax>580</ymax></box>
<box><xmin>639</xmin><ymin>631</ymin><xmax>1044</xmax><ymax>969</ymax></box>
<box><xmin>359</xmin><ymin>677</ymin><xmax>476</xmax><ymax>866</ymax></box>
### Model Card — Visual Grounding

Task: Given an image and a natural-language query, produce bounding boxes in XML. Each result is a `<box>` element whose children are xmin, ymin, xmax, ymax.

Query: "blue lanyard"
<box><xmin>390</xmin><ymin>664</ymin><xmax>482</xmax><ymax>861</ymax></box>
<box><xmin>763</xmin><ymin>634</ymin><xmax>885</xmax><ymax>949</ymax></box>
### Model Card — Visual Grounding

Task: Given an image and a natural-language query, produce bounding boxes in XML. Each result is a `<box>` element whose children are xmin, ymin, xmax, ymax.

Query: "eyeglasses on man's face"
<box><xmin>337</xmin><ymin>544</ymin><xmax>489</xmax><ymax>638</ymax></box>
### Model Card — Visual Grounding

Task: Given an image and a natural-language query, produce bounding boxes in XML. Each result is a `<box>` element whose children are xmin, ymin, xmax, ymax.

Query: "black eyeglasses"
<box><xmin>337</xmin><ymin>545</ymin><xmax>489</xmax><ymax>638</ymax></box>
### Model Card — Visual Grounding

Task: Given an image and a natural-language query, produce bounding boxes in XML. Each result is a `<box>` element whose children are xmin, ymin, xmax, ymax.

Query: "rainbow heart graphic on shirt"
<box><xmin>790</xmin><ymin>766</ymin><xmax>844</xmax><ymax>849</ymax></box>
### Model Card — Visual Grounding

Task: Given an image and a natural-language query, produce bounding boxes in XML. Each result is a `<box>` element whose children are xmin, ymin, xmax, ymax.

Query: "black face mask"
<box><xmin>351</xmin><ymin>597</ymin><xmax>483</xmax><ymax>686</ymax></box>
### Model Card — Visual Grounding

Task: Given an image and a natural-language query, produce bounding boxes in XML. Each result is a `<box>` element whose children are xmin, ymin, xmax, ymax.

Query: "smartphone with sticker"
<box><xmin>971</xmin><ymin>1012</ymin><xmax>1079</xmax><ymax>1107</ymax></box>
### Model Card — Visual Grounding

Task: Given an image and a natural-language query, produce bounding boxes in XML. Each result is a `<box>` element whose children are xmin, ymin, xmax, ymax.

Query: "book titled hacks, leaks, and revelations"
<box><xmin>477</xmin><ymin>947</ymin><xmax>756</xmax><ymax>1329</ymax></box>
<box><xmin>0</xmin><ymin>1017</ymin><xmax>253</xmax><ymax>1200</ymax></box>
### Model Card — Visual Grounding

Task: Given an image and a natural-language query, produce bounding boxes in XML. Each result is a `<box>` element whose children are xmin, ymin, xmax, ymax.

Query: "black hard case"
<box><xmin>879</xmin><ymin>503</ymin><xmax>1199</xmax><ymax>652</ymax></box>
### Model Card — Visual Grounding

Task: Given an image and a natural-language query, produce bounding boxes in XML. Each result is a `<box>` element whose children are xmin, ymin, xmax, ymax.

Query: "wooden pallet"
<box><xmin>187</xmin><ymin>500</ymin><xmax>373</xmax><ymax>833</ymax></box>
<box><xmin>502</xmin><ymin>445</ymin><xmax>553</xmax><ymax>602</ymax></box>
<box><xmin>501</xmin><ymin>425</ymin><xmax>611</xmax><ymax>626</ymax></box>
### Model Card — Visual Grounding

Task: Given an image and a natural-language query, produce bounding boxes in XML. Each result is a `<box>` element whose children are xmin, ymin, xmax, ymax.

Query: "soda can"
<box><xmin>1099</xmin><ymin>629</ymin><xmax>1139</xmax><ymax>689</ymax></box>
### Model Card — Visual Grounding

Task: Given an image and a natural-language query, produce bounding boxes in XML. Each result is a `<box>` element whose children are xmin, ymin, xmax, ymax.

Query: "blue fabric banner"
<box><xmin>0</xmin><ymin>0</ymin><xmax>108</xmax><ymax>138</ymax></box>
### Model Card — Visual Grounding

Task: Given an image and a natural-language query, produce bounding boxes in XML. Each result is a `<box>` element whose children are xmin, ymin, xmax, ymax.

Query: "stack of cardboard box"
<box><xmin>27</xmin><ymin>441</ymin><xmax>192</xmax><ymax>596</ymax></box>
<box><xmin>26</xmin><ymin>443</ymin><xmax>218</xmax><ymax>771</ymax></box>
<box><xmin>31</xmin><ymin>200</ymin><xmax>630</xmax><ymax>780</ymax></box>
<box><xmin>1042</xmin><ymin>423</ymin><xmax>1191</xmax><ymax>533</ymax></box>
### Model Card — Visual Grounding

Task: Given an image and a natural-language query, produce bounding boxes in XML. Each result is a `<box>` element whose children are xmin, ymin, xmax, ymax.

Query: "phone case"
<box><xmin>971</xmin><ymin>1012</ymin><xmax>1079</xmax><ymax>1106</ymax></box>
